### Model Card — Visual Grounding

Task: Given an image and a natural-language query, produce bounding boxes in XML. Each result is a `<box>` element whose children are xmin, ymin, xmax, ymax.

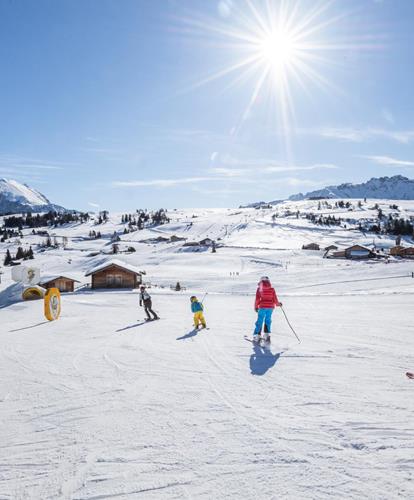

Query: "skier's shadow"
<box><xmin>116</xmin><ymin>321</ymin><xmax>147</xmax><ymax>332</ymax></box>
<box><xmin>249</xmin><ymin>344</ymin><xmax>282</xmax><ymax>376</ymax></box>
<box><xmin>176</xmin><ymin>329</ymin><xmax>199</xmax><ymax>341</ymax></box>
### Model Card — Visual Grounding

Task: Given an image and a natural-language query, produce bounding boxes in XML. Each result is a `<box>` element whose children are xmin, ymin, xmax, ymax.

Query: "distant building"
<box><xmin>331</xmin><ymin>245</ymin><xmax>376</xmax><ymax>260</ymax></box>
<box><xmin>401</xmin><ymin>247</ymin><xmax>414</xmax><ymax>258</ymax></box>
<box><xmin>183</xmin><ymin>241</ymin><xmax>201</xmax><ymax>248</ymax></box>
<box><xmin>390</xmin><ymin>246</ymin><xmax>414</xmax><ymax>258</ymax></box>
<box><xmin>328</xmin><ymin>245</ymin><xmax>378</xmax><ymax>260</ymax></box>
<box><xmin>140</xmin><ymin>236</ymin><xmax>170</xmax><ymax>244</ymax></box>
<box><xmin>85</xmin><ymin>260</ymin><xmax>143</xmax><ymax>289</ymax></box>
<box><xmin>199</xmin><ymin>238</ymin><xmax>214</xmax><ymax>247</ymax></box>
<box><xmin>40</xmin><ymin>276</ymin><xmax>79</xmax><ymax>293</ymax></box>
<box><xmin>345</xmin><ymin>245</ymin><xmax>376</xmax><ymax>259</ymax></box>
<box><xmin>170</xmin><ymin>235</ymin><xmax>186</xmax><ymax>242</ymax></box>
<box><xmin>331</xmin><ymin>250</ymin><xmax>346</xmax><ymax>258</ymax></box>
<box><xmin>302</xmin><ymin>243</ymin><xmax>320</xmax><ymax>251</ymax></box>
<box><xmin>390</xmin><ymin>245</ymin><xmax>405</xmax><ymax>256</ymax></box>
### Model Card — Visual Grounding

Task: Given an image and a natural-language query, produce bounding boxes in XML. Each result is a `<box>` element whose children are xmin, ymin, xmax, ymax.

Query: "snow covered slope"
<box><xmin>289</xmin><ymin>175</ymin><xmax>414</xmax><ymax>201</ymax></box>
<box><xmin>1</xmin><ymin>202</ymin><xmax>414</xmax><ymax>499</ymax></box>
<box><xmin>0</xmin><ymin>178</ymin><xmax>65</xmax><ymax>214</ymax></box>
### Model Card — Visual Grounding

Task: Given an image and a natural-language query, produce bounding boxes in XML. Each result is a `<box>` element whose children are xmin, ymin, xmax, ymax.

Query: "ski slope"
<box><xmin>1</xmin><ymin>201</ymin><xmax>414</xmax><ymax>499</ymax></box>
<box><xmin>1</xmin><ymin>292</ymin><xmax>413</xmax><ymax>499</ymax></box>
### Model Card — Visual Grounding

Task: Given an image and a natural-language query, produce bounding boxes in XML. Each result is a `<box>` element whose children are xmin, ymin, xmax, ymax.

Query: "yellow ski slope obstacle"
<box><xmin>44</xmin><ymin>288</ymin><xmax>61</xmax><ymax>321</ymax></box>
<box><xmin>22</xmin><ymin>286</ymin><xmax>45</xmax><ymax>301</ymax></box>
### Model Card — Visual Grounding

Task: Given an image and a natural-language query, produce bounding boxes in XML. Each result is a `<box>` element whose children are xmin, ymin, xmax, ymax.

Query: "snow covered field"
<box><xmin>1</xmin><ymin>202</ymin><xmax>414</xmax><ymax>499</ymax></box>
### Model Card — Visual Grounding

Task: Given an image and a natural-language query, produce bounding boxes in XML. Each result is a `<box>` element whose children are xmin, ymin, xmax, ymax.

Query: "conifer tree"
<box><xmin>4</xmin><ymin>249</ymin><xmax>12</xmax><ymax>266</ymax></box>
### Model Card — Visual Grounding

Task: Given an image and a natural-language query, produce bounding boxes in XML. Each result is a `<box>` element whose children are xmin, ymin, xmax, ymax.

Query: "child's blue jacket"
<box><xmin>191</xmin><ymin>301</ymin><xmax>203</xmax><ymax>313</ymax></box>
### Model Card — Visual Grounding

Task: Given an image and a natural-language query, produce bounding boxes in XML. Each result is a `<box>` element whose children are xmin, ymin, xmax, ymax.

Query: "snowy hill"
<box><xmin>289</xmin><ymin>175</ymin><xmax>414</xmax><ymax>201</ymax></box>
<box><xmin>0</xmin><ymin>178</ymin><xmax>65</xmax><ymax>214</ymax></box>
<box><xmin>1</xmin><ymin>202</ymin><xmax>414</xmax><ymax>499</ymax></box>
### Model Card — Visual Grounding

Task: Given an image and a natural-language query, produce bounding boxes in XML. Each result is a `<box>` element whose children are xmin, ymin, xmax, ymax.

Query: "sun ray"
<box><xmin>174</xmin><ymin>0</ymin><xmax>383</xmax><ymax>158</ymax></box>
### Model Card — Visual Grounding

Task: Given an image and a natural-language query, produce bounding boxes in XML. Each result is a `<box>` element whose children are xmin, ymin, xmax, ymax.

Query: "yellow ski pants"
<box><xmin>193</xmin><ymin>311</ymin><xmax>206</xmax><ymax>328</ymax></box>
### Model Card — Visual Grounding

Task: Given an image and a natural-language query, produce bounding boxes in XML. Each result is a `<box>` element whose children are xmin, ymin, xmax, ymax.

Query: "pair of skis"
<box><xmin>244</xmin><ymin>335</ymin><xmax>271</xmax><ymax>348</ymax></box>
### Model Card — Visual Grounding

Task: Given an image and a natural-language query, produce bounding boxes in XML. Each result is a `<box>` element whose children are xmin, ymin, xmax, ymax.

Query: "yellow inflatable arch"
<box><xmin>22</xmin><ymin>286</ymin><xmax>45</xmax><ymax>301</ymax></box>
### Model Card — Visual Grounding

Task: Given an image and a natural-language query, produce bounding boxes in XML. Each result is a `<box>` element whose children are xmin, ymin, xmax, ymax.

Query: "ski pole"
<box><xmin>200</xmin><ymin>292</ymin><xmax>208</xmax><ymax>304</ymax></box>
<box><xmin>280</xmin><ymin>305</ymin><xmax>301</xmax><ymax>343</ymax></box>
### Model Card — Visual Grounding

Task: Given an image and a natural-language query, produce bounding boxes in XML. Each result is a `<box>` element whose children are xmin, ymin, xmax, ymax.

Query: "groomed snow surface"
<box><xmin>1</xmin><ymin>204</ymin><xmax>414</xmax><ymax>499</ymax></box>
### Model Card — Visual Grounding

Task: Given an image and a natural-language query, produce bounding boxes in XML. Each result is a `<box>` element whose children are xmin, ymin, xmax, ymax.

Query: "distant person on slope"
<box><xmin>253</xmin><ymin>276</ymin><xmax>282</xmax><ymax>343</ymax></box>
<box><xmin>190</xmin><ymin>296</ymin><xmax>207</xmax><ymax>329</ymax></box>
<box><xmin>139</xmin><ymin>286</ymin><xmax>159</xmax><ymax>321</ymax></box>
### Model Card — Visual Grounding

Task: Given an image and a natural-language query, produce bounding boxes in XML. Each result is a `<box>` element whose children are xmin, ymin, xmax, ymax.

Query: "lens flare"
<box><xmin>176</xmin><ymin>0</ymin><xmax>383</xmax><ymax>156</ymax></box>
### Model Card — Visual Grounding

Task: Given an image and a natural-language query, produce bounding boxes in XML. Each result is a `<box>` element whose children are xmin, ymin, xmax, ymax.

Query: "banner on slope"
<box><xmin>12</xmin><ymin>265</ymin><xmax>40</xmax><ymax>285</ymax></box>
<box><xmin>44</xmin><ymin>288</ymin><xmax>61</xmax><ymax>321</ymax></box>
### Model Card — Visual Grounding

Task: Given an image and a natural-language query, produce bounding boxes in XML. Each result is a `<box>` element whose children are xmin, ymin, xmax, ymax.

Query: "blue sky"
<box><xmin>0</xmin><ymin>0</ymin><xmax>413</xmax><ymax>210</ymax></box>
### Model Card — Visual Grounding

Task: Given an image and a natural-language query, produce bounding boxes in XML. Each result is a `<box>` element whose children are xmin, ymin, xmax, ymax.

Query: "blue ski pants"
<box><xmin>254</xmin><ymin>308</ymin><xmax>273</xmax><ymax>335</ymax></box>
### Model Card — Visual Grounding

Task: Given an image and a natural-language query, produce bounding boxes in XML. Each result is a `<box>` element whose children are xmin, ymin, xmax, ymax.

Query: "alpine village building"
<box><xmin>85</xmin><ymin>260</ymin><xmax>143</xmax><ymax>289</ymax></box>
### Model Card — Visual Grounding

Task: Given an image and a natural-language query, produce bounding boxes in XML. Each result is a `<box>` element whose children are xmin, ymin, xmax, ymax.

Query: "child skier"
<box><xmin>139</xmin><ymin>285</ymin><xmax>159</xmax><ymax>321</ymax></box>
<box><xmin>253</xmin><ymin>276</ymin><xmax>282</xmax><ymax>343</ymax></box>
<box><xmin>190</xmin><ymin>296</ymin><xmax>207</xmax><ymax>329</ymax></box>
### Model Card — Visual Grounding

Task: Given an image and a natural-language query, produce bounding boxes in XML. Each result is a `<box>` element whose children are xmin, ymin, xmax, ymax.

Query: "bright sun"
<box><xmin>178</xmin><ymin>0</ymin><xmax>378</xmax><ymax>149</ymax></box>
<box><xmin>259</xmin><ymin>31</ymin><xmax>296</xmax><ymax>70</ymax></box>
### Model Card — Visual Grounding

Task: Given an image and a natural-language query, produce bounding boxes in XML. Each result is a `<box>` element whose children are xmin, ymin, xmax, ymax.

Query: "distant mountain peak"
<box><xmin>288</xmin><ymin>175</ymin><xmax>414</xmax><ymax>201</ymax></box>
<box><xmin>0</xmin><ymin>178</ymin><xmax>65</xmax><ymax>214</ymax></box>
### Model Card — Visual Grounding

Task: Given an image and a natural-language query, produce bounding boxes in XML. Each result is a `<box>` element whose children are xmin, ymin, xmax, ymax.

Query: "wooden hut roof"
<box><xmin>85</xmin><ymin>259</ymin><xmax>142</xmax><ymax>277</ymax></box>
<box><xmin>40</xmin><ymin>275</ymin><xmax>80</xmax><ymax>285</ymax></box>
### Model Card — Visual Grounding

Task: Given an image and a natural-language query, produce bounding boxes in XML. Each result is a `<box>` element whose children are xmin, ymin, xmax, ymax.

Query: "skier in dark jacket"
<box><xmin>253</xmin><ymin>276</ymin><xmax>282</xmax><ymax>343</ymax></box>
<box><xmin>139</xmin><ymin>286</ymin><xmax>159</xmax><ymax>321</ymax></box>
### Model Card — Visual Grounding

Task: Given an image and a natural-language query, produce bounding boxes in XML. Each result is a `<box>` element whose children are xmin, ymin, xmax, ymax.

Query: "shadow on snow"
<box><xmin>116</xmin><ymin>321</ymin><xmax>148</xmax><ymax>332</ymax></box>
<box><xmin>9</xmin><ymin>321</ymin><xmax>50</xmax><ymax>332</ymax></box>
<box><xmin>176</xmin><ymin>329</ymin><xmax>199</xmax><ymax>341</ymax></box>
<box><xmin>249</xmin><ymin>344</ymin><xmax>282</xmax><ymax>376</ymax></box>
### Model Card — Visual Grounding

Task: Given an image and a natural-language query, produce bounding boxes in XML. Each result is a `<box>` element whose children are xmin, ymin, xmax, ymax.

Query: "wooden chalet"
<box><xmin>302</xmin><ymin>243</ymin><xmax>320</xmax><ymax>251</ymax></box>
<box><xmin>390</xmin><ymin>246</ymin><xmax>414</xmax><ymax>258</ymax></box>
<box><xmin>170</xmin><ymin>235</ymin><xmax>186</xmax><ymax>242</ymax></box>
<box><xmin>345</xmin><ymin>245</ymin><xmax>376</xmax><ymax>260</ymax></box>
<box><xmin>199</xmin><ymin>238</ymin><xmax>214</xmax><ymax>247</ymax></box>
<box><xmin>85</xmin><ymin>260</ymin><xmax>143</xmax><ymax>289</ymax></box>
<box><xmin>183</xmin><ymin>241</ymin><xmax>201</xmax><ymax>247</ymax></box>
<box><xmin>401</xmin><ymin>247</ymin><xmax>414</xmax><ymax>258</ymax></box>
<box><xmin>39</xmin><ymin>275</ymin><xmax>79</xmax><ymax>293</ymax></box>
<box><xmin>331</xmin><ymin>245</ymin><xmax>376</xmax><ymax>260</ymax></box>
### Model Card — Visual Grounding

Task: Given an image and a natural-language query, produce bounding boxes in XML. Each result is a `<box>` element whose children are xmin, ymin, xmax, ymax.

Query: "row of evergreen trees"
<box><xmin>306</xmin><ymin>213</ymin><xmax>343</xmax><ymax>227</ymax></box>
<box><xmin>361</xmin><ymin>217</ymin><xmax>414</xmax><ymax>236</ymax></box>
<box><xmin>3</xmin><ymin>246</ymin><xmax>34</xmax><ymax>265</ymax></box>
<box><xmin>1</xmin><ymin>228</ymin><xmax>22</xmax><ymax>242</ymax></box>
<box><xmin>2</xmin><ymin>211</ymin><xmax>89</xmax><ymax>230</ymax></box>
<box><xmin>121</xmin><ymin>209</ymin><xmax>170</xmax><ymax>229</ymax></box>
<box><xmin>89</xmin><ymin>230</ymin><xmax>102</xmax><ymax>239</ymax></box>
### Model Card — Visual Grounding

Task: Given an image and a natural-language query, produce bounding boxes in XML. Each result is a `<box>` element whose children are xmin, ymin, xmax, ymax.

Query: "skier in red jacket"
<box><xmin>253</xmin><ymin>276</ymin><xmax>282</xmax><ymax>343</ymax></box>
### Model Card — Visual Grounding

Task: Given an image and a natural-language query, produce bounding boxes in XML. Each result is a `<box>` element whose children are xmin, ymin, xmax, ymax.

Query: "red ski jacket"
<box><xmin>255</xmin><ymin>281</ymin><xmax>280</xmax><ymax>309</ymax></box>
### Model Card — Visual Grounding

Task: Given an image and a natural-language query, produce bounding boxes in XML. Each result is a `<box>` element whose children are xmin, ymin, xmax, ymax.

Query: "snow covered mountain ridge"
<box><xmin>289</xmin><ymin>175</ymin><xmax>414</xmax><ymax>201</ymax></box>
<box><xmin>0</xmin><ymin>178</ymin><xmax>65</xmax><ymax>214</ymax></box>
